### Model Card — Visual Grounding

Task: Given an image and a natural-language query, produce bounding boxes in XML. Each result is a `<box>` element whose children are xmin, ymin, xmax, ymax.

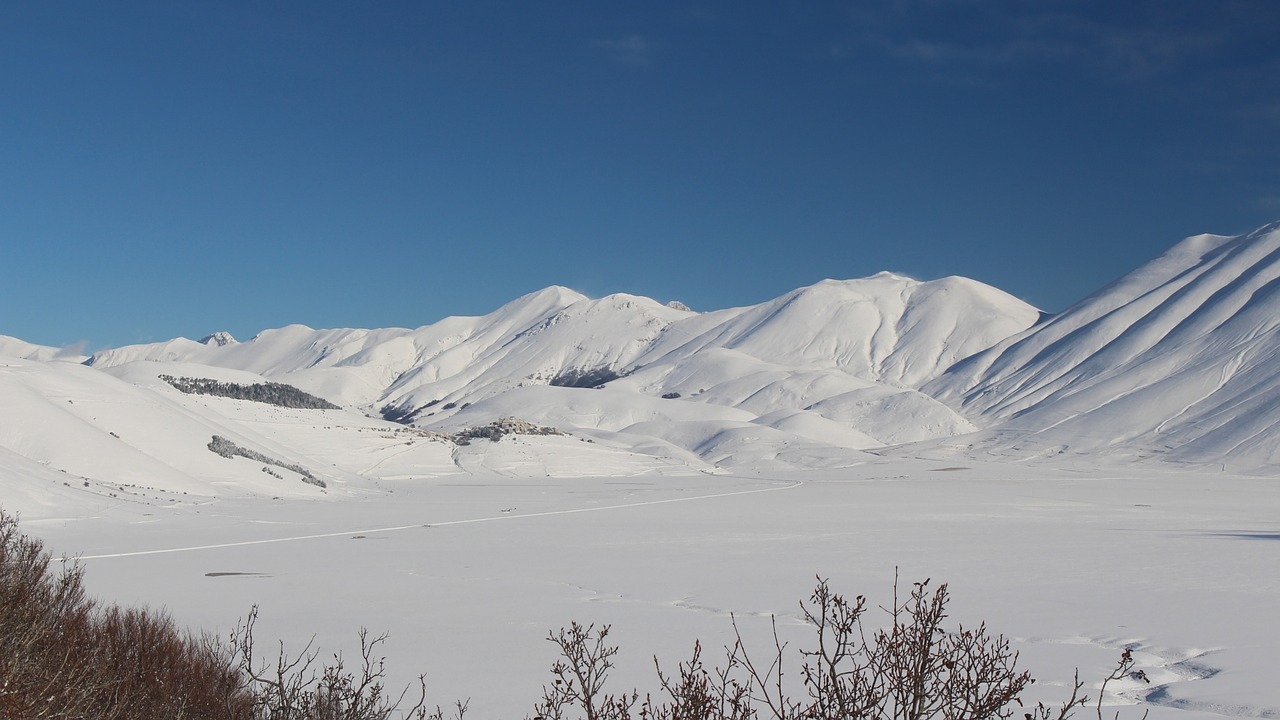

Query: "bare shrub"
<box><xmin>535</xmin><ymin>623</ymin><xmax>638</xmax><ymax>720</ymax></box>
<box><xmin>0</xmin><ymin>508</ymin><xmax>448</xmax><ymax>720</ymax></box>
<box><xmin>228</xmin><ymin>606</ymin><xmax>444</xmax><ymax>720</ymax></box>
<box><xmin>0</xmin><ymin>509</ymin><xmax>99</xmax><ymax>718</ymax></box>
<box><xmin>536</xmin><ymin>577</ymin><xmax>1139</xmax><ymax>720</ymax></box>
<box><xmin>646</xmin><ymin>640</ymin><xmax>753</xmax><ymax>720</ymax></box>
<box><xmin>89</xmin><ymin>605</ymin><xmax>250</xmax><ymax>719</ymax></box>
<box><xmin>0</xmin><ymin>509</ymin><xmax>253</xmax><ymax>719</ymax></box>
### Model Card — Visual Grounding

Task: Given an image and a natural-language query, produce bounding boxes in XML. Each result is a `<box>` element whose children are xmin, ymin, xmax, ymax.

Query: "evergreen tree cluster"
<box><xmin>206</xmin><ymin>435</ymin><xmax>326</xmax><ymax>488</ymax></box>
<box><xmin>160</xmin><ymin>375</ymin><xmax>339</xmax><ymax>410</ymax></box>
<box><xmin>549</xmin><ymin>366</ymin><xmax>624</xmax><ymax>389</ymax></box>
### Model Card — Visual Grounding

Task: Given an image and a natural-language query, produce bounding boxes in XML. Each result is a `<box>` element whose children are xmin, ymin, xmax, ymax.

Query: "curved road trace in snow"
<box><xmin>74</xmin><ymin>475</ymin><xmax>802</xmax><ymax>561</ymax></box>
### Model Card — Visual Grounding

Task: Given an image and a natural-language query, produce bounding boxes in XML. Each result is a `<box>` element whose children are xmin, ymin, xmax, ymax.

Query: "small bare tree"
<box><xmin>861</xmin><ymin>578</ymin><xmax>1030</xmax><ymax>720</ymax></box>
<box><xmin>228</xmin><ymin>606</ymin><xmax>441</xmax><ymax>720</ymax></box>
<box><xmin>536</xmin><ymin>576</ymin><xmax>1143</xmax><ymax>720</ymax></box>
<box><xmin>648</xmin><ymin>640</ymin><xmax>754</xmax><ymax>720</ymax></box>
<box><xmin>535</xmin><ymin>623</ymin><xmax>639</xmax><ymax>720</ymax></box>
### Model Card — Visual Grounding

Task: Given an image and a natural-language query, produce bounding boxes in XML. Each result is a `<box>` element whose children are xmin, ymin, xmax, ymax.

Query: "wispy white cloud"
<box><xmin>846</xmin><ymin>1</ymin><xmax>1239</xmax><ymax>84</ymax></box>
<box><xmin>592</xmin><ymin>35</ymin><xmax>655</xmax><ymax>67</ymax></box>
<box><xmin>55</xmin><ymin>340</ymin><xmax>89</xmax><ymax>359</ymax></box>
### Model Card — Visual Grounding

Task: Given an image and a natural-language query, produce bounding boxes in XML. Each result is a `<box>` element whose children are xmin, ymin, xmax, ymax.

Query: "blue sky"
<box><xmin>4</xmin><ymin>1</ymin><xmax>1280</xmax><ymax>349</ymax></box>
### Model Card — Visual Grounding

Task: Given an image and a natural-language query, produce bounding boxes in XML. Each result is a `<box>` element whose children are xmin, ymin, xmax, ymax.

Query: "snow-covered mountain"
<box><xmin>8</xmin><ymin>228</ymin><xmax>1280</xmax><ymax>720</ymax></box>
<box><xmin>1</xmin><ymin>272</ymin><xmax>1042</xmax><ymax>506</ymax></box>
<box><xmin>82</xmin><ymin>274</ymin><xmax>1039</xmax><ymax>468</ymax></box>
<box><xmin>9</xmin><ymin>220</ymin><xmax>1280</xmax><ymax>507</ymax></box>
<box><xmin>926</xmin><ymin>221</ymin><xmax>1280</xmax><ymax>469</ymax></box>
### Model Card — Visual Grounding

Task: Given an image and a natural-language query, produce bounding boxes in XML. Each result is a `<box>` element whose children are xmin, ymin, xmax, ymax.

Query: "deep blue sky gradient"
<box><xmin>5</xmin><ymin>1</ymin><xmax>1280</xmax><ymax>348</ymax></box>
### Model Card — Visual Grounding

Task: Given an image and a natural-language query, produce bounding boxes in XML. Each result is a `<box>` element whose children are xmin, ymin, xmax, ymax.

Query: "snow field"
<box><xmin>23</xmin><ymin>460</ymin><xmax>1280</xmax><ymax>720</ymax></box>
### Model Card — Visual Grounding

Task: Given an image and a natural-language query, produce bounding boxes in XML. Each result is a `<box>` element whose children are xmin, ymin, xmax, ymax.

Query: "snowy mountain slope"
<box><xmin>377</xmin><ymin>291</ymin><xmax>692</xmax><ymax>418</ymax></box>
<box><xmin>0</xmin><ymin>353</ymin><xmax>706</xmax><ymax>511</ymax></box>
<box><xmin>926</xmin><ymin>221</ymin><xmax>1280</xmax><ymax>468</ymax></box>
<box><xmin>0</xmin><ymin>335</ymin><xmax>87</xmax><ymax>363</ymax></box>
<box><xmin>631</xmin><ymin>274</ymin><xmax>1041</xmax><ymax>387</ymax></box>
<box><xmin>84</xmin><ymin>274</ymin><xmax>1037</xmax><ymax>464</ymax></box>
<box><xmin>0</xmin><ymin>357</ymin><xmax>325</xmax><ymax>501</ymax></box>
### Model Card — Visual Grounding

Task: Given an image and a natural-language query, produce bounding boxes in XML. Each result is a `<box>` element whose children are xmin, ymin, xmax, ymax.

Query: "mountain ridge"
<box><xmin>926</xmin><ymin>220</ymin><xmax>1280</xmax><ymax>468</ymax></box>
<box><xmin>7</xmin><ymin>221</ymin><xmax>1280</xmax><ymax>505</ymax></box>
<box><xmin>49</xmin><ymin>272</ymin><xmax>1037</xmax><ymax>479</ymax></box>
<box><xmin>83</xmin><ymin>273</ymin><xmax>1038</xmax><ymax>446</ymax></box>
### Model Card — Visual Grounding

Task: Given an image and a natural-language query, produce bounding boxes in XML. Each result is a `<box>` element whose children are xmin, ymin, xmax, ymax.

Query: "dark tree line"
<box><xmin>207</xmin><ymin>435</ymin><xmax>326</xmax><ymax>488</ymax></box>
<box><xmin>161</xmin><ymin>375</ymin><xmax>339</xmax><ymax>410</ymax></box>
<box><xmin>550</xmin><ymin>367</ymin><xmax>624</xmax><ymax>389</ymax></box>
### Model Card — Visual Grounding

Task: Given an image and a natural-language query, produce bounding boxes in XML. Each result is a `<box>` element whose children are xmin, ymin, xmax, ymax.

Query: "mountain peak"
<box><xmin>525</xmin><ymin>285</ymin><xmax>589</xmax><ymax>304</ymax></box>
<box><xmin>199</xmin><ymin>331</ymin><xmax>237</xmax><ymax>347</ymax></box>
<box><xmin>489</xmin><ymin>286</ymin><xmax>590</xmax><ymax>320</ymax></box>
<box><xmin>866</xmin><ymin>271</ymin><xmax>915</xmax><ymax>282</ymax></box>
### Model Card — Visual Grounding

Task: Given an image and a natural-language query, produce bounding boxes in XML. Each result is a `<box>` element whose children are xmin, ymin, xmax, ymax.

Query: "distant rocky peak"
<box><xmin>665</xmin><ymin>300</ymin><xmax>693</xmax><ymax>312</ymax></box>
<box><xmin>199</xmin><ymin>331</ymin><xmax>237</xmax><ymax>347</ymax></box>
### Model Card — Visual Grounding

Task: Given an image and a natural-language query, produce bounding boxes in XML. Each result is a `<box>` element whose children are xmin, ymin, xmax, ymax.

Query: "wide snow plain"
<box><xmin>21</xmin><ymin>459</ymin><xmax>1279</xmax><ymax>720</ymax></box>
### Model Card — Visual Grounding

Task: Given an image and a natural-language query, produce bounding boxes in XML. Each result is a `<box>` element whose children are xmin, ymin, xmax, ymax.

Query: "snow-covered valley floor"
<box><xmin>19</xmin><ymin>460</ymin><xmax>1280</xmax><ymax>720</ymax></box>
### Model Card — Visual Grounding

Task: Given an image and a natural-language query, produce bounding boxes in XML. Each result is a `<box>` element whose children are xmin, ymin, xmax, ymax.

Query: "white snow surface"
<box><xmin>5</xmin><ymin>227</ymin><xmax>1280</xmax><ymax>717</ymax></box>
<box><xmin>16</xmin><ymin>463</ymin><xmax>1280</xmax><ymax>720</ymax></box>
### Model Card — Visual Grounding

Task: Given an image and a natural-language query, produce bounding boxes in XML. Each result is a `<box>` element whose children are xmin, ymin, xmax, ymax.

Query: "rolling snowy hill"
<box><xmin>0</xmin><ymin>334</ymin><xmax>87</xmax><ymax>362</ymax></box>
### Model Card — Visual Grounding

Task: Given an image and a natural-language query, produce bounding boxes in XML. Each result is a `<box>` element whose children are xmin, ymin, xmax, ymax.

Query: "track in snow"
<box><xmin>74</xmin><ymin>476</ymin><xmax>802</xmax><ymax>561</ymax></box>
